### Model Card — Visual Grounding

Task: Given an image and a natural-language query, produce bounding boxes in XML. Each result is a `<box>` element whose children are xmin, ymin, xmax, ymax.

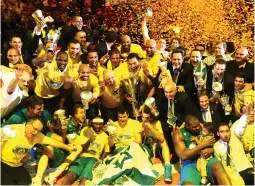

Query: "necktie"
<box><xmin>226</xmin><ymin>142</ymin><xmax>231</xmax><ymax>166</ymax></box>
<box><xmin>202</xmin><ymin>109</ymin><xmax>207</xmax><ymax>122</ymax></box>
<box><xmin>173</xmin><ymin>68</ymin><xmax>180</xmax><ymax>82</ymax></box>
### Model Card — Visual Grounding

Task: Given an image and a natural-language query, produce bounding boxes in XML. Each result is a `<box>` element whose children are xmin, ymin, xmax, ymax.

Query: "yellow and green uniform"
<box><xmin>35</xmin><ymin>61</ymin><xmax>66</xmax><ymax>98</ymax></box>
<box><xmin>68</xmin><ymin>127</ymin><xmax>110</xmax><ymax>180</ymax></box>
<box><xmin>1</xmin><ymin>124</ymin><xmax>44</xmax><ymax>167</ymax></box>
<box><xmin>141</xmin><ymin>51</ymin><xmax>162</xmax><ymax>77</ymax></box>
<box><xmin>113</xmin><ymin>119</ymin><xmax>142</xmax><ymax>150</ymax></box>
<box><xmin>117</xmin><ymin>43</ymin><xmax>144</xmax><ymax>59</ymax></box>
<box><xmin>72</xmin><ymin>73</ymin><xmax>100</xmax><ymax>103</ymax></box>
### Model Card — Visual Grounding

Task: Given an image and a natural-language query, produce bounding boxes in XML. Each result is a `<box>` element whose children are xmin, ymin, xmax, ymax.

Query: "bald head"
<box><xmin>121</xmin><ymin>35</ymin><xmax>131</xmax><ymax>52</ymax></box>
<box><xmin>235</xmin><ymin>47</ymin><xmax>249</xmax><ymax>64</ymax></box>
<box><xmin>163</xmin><ymin>82</ymin><xmax>177</xmax><ymax>100</ymax></box>
<box><xmin>103</xmin><ymin>69</ymin><xmax>115</xmax><ymax>87</ymax></box>
<box><xmin>7</xmin><ymin>48</ymin><xmax>20</xmax><ymax>65</ymax></box>
<box><xmin>78</xmin><ymin>64</ymin><xmax>90</xmax><ymax>81</ymax></box>
<box><xmin>146</xmin><ymin>39</ymin><xmax>156</xmax><ymax>57</ymax></box>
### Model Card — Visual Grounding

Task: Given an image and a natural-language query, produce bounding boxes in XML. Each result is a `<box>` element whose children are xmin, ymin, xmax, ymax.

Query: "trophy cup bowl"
<box><xmin>220</xmin><ymin>94</ymin><xmax>231</xmax><ymax>115</ymax></box>
<box><xmin>80</xmin><ymin>91</ymin><xmax>92</xmax><ymax>110</ymax></box>
<box><xmin>194</xmin><ymin>72</ymin><xmax>203</xmax><ymax>81</ymax></box>
<box><xmin>212</xmin><ymin>82</ymin><xmax>223</xmax><ymax>92</ymax></box>
<box><xmin>1</xmin><ymin>125</ymin><xmax>17</xmax><ymax>141</ymax></box>
<box><xmin>106</xmin><ymin>124</ymin><xmax>117</xmax><ymax>136</ymax></box>
<box><xmin>212</xmin><ymin>82</ymin><xmax>223</xmax><ymax>97</ymax></box>
<box><xmin>145</xmin><ymin>97</ymin><xmax>159</xmax><ymax>116</ymax></box>
<box><xmin>32</xmin><ymin>10</ymin><xmax>47</xmax><ymax>28</ymax></box>
<box><xmin>53</xmin><ymin>109</ymin><xmax>68</xmax><ymax>127</ymax></box>
<box><xmin>145</xmin><ymin>8</ymin><xmax>153</xmax><ymax>17</ymax></box>
<box><xmin>66</xmin><ymin>133</ymin><xmax>77</xmax><ymax>144</ymax></box>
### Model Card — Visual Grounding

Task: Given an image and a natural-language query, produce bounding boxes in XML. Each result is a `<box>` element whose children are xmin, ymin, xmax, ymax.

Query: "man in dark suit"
<box><xmin>198</xmin><ymin>91</ymin><xmax>223</xmax><ymax>126</ymax></box>
<box><xmin>167</xmin><ymin>48</ymin><xmax>194</xmax><ymax>95</ymax></box>
<box><xmin>154</xmin><ymin>81</ymin><xmax>201</xmax><ymax>159</ymax></box>
<box><xmin>206</xmin><ymin>59</ymin><xmax>234</xmax><ymax>104</ymax></box>
<box><xmin>58</xmin><ymin>16</ymin><xmax>92</xmax><ymax>50</ymax></box>
<box><xmin>1</xmin><ymin>33</ymin><xmax>41</xmax><ymax>68</ymax></box>
<box><xmin>95</xmin><ymin>31</ymin><xmax>118</xmax><ymax>60</ymax></box>
<box><xmin>226</xmin><ymin>47</ymin><xmax>254</xmax><ymax>87</ymax></box>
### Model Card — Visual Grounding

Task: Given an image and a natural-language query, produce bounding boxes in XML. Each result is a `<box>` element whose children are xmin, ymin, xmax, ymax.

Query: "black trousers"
<box><xmin>100</xmin><ymin>105</ymin><xmax>118</xmax><ymax>123</ymax></box>
<box><xmin>1</xmin><ymin>161</ymin><xmax>31</xmax><ymax>185</ymax></box>
<box><xmin>239</xmin><ymin>168</ymin><xmax>254</xmax><ymax>185</ymax></box>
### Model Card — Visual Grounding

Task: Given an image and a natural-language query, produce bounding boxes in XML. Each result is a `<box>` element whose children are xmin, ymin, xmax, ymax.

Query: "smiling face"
<box><xmin>110</xmin><ymin>53</ymin><xmax>121</xmax><ymax>68</ymax></box>
<box><xmin>78</xmin><ymin>65</ymin><xmax>90</xmax><ymax>81</ymax></box>
<box><xmin>234</xmin><ymin>77</ymin><xmax>245</xmax><ymax>90</ymax></box>
<box><xmin>186</xmin><ymin>118</ymin><xmax>201</xmax><ymax>135</ymax></box>
<box><xmin>10</xmin><ymin>37</ymin><xmax>23</xmax><ymax>52</ymax></box>
<box><xmin>25</xmin><ymin>119</ymin><xmax>43</xmax><ymax>138</ymax></box>
<box><xmin>68</xmin><ymin>43</ymin><xmax>81</xmax><ymax>59</ymax></box>
<box><xmin>214</xmin><ymin>63</ymin><xmax>226</xmax><ymax>78</ymax></box>
<box><xmin>87</xmin><ymin>52</ymin><xmax>99</xmax><ymax>67</ymax></box>
<box><xmin>56</xmin><ymin>53</ymin><xmax>68</xmax><ymax>72</ymax></box>
<box><xmin>235</xmin><ymin>48</ymin><xmax>248</xmax><ymax>65</ymax></box>
<box><xmin>7</xmin><ymin>48</ymin><xmax>20</xmax><ymax>65</ymax></box>
<box><xmin>29</xmin><ymin>104</ymin><xmax>44</xmax><ymax>118</ymax></box>
<box><xmin>17</xmin><ymin>71</ymin><xmax>32</xmax><ymax>90</ymax></box>
<box><xmin>75</xmin><ymin>31</ymin><xmax>86</xmax><ymax>46</ymax></box>
<box><xmin>72</xmin><ymin>16</ymin><xmax>83</xmax><ymax>30</ymax></box>
<box><xmin>190</xmin><ymin>51</ymin><xmax>202</xmax><ymax>67</ymax></box>
<box><xmin>163</xmin><ymin>84</ymin><xmax>177</xmax><ymax>100</ymax></box>
<box><xmin>127</xmin><ymin>57</ymin><xmax>140</xmax><ymax>72</ymax></box>
<box><xmin>172</xmin><ymin>52</ymin><xmax>183</xmax><ymax>69</ymax></box>
<box><xmin>199</xmin><ymin>95</ymin><xmax>209</xmax><ymax>110</ymax></box>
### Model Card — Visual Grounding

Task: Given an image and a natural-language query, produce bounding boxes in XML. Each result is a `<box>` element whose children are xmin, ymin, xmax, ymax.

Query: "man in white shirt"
<box><xmin>0</xmin><ymin>64</ymin><xmax>33</xmax><ymax>118</ymax></box>
<box><xmin>214</xmin><ymin>123</ymin><xmax>254</xmax><ymax>185</ymax></box>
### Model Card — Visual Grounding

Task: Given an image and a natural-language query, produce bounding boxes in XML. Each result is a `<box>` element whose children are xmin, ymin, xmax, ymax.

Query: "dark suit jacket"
<box><xmin>206</xmin><ymin>70</ymin><xmax>234</xmax><ymax>103</ymax></box>
<box><xmin>167</xmin><ymin>62</ymin><xmax>194</xmax><ymax>95</ymax></box>
<box><xmin>199</xmin><ymin>103</ymin><xmax>223</xmax><ymax>126</ymax></box>
<box><xmin>226</xmin><ymin>60</ymin><xmax>254</xmax><ymax>83</ymax></box>
<box><xmin>96</xmin><ymin>41</ymin><xmax>108</xmax><ymax>60</ymax></box>
<box><xmin>1</xmin><ymin>34</ymin><xmax>41</xmax><ymax>67</ymax></box>
<box><xmin>58</xmin><ymin>25</ymin><xmax>93</xmax><ymax>50</ymax></box>
<box><xmin>155</xmin><ymin>88</ymin><xmax>202</xmax><ymax>129</ymax></box>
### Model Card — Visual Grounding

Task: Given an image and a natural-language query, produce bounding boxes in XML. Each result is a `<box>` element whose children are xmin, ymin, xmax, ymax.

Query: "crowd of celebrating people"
<box><xmin>1</xmin><ymin>0</ymin><xmax>255</xmax><ymax>185</ymax></box>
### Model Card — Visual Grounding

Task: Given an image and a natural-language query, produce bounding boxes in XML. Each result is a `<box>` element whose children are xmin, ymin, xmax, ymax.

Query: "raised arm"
<box><xmin>141</xmin><ymin>18</ymin><xmax>150</xmax><ymax>45</ymax></box>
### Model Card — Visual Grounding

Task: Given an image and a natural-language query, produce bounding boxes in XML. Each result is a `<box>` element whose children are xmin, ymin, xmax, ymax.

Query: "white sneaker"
<box><xmin>31</xmin><ymin>175</ymin><xmax>42</xmax><ymax>186</ymax></box>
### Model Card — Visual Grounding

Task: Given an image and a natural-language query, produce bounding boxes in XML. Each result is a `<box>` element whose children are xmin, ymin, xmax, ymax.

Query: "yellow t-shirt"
<box><xmin>78</xmin><ymin>127</ymin><xmax>110</xmax><ymax>160</ymax></box>
<box><xmin>35</xmin><ymin>62</ymin><xmax>66</xmax><ymax>98</ymax></box>
<box><xmin>117</xmin><ymin>43</ymin><xmax>144</xmax><ymax>59</ymax></box>
<box><xmin>66</xmin><ymin>51</ymin><xmax>82</xmax><ymax>78</ymax></box>
<box><xmin>1</xmin><ymin>124</ymin><xmax>44</xmax><ymax>167</ymax></box>
<box><xmin>114</xmin><ymin>63</ymin><xmax>152</xmax><ymax>96</ymax></box>
<box><xmin>234</xmin><ymin>90</ymin><xmax>255</xmax><ymax>116</ymax></box>
<box><xmin>114</xmin><ymin>119</ymin><xmax>142</xmax><ymax>149</ymax></box>
<box><xmin>72</xmin><ymin>74</ymin><xmax>100</xmax><ymax>103</ymax></box>
<box><xmin>141</xmin><ymin>51</ymin><xmax>162</xmax><ymax>76</ymax></box>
